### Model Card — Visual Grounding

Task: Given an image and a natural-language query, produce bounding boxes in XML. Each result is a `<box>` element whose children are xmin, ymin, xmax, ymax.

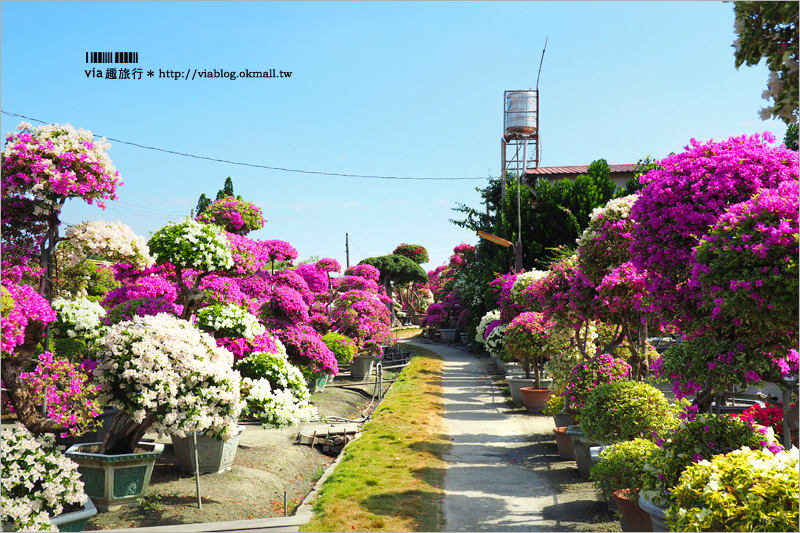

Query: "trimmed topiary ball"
<box><xmin>581</xmin><ymin>380</ymin><xmax>679</xmax><ymax>444</ymax></box>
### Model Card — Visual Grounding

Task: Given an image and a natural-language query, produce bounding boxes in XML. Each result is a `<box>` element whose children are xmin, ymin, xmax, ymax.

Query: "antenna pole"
<box><xmin>536</xmin><ymin>37</ymin><xmax>548</xmax><ymax>91</ymax></box>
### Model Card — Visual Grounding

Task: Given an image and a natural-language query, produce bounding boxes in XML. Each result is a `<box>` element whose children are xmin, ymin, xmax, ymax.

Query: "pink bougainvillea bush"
<box><xmin>196</xmin><ymin>196</ymin><xmax>265</xmax><ymax>235</ymax></box>
<box><xmin>1</xmin><ymin>282</ymin><xmax>56</xmax><ymax>354</ymax></box>
<box><xmin>393</xmin><ymin>243</ymin><xmax>429</xmax><ymax>264</ymax></box>
<box><xmin>562</xmin><ymin>353</ymin><xmax>631</xmax><ymax>412</ymax></box>
<box><xmin>1</xmin><ymin>121</ymin><xmax>122</xmax><ymax>209</ymax></box>
<box><xmin>629</xmin><ymin>132</ymin><xmax>798</xmax><ymax>331</ymax></box>
<box><xmin>689</xmin><ymin>179</ymin><xmax>798</xmax><ymax>349</ymax></box>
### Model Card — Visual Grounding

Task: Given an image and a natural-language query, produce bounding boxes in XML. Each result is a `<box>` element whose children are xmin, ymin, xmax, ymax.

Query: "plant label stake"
<box><xmin>192</xmin><ymin>432</ymin><xmax>202</xmax><ymax>509</ymax></box>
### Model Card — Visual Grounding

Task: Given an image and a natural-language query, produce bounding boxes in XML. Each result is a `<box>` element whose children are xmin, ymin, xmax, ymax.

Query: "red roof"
<box><xmin>525</xmin><ymin>164</ymin><xmax>635</xmax><ymax>176</ymax></box>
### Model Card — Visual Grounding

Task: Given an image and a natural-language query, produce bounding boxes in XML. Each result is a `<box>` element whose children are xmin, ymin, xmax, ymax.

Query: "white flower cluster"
<box><xmin>196</xmin><ymin>304</ymin><xmax>265</xmax><ymax>340</ymax></box>
<box><xmin>51</xmin><ymin>297</ymin><xmax>107</xmax><ymax>340</ymax></box>
<box><xmin>475</xmin><ymin>310</ymin><xmax>501</xmax><ymax>347</ymax></box>
<box><xmin>509</xmin><ymin>270</ymin><xmax>548</xmax><ymax>305</ymax></box>
<box><xmin>63</xmin><ymin>220</ymin><xmax>153</xmax><ymax>269</ymax></box>
<box><xmin>577</xmin><ymin>194</ymin><xmax>637</xmax><ymax>247</ymax></box>
<box><xmin>241</xmin><ymin>377</ymin><xmax>318</xmax><ymax>428</ymax></box>
<box><xmin>99</xmin><ymin>313</ymin><xmax>242</xmax><ymax>440</ymax></box>
<box><xmin>149</xmin><ymin>217</ymin><xmax>233</xmax><ymax>272</ymax></box>
<box><xmin>1</xmin><ymin>426</ymin><xmax>87</xmax><ymax>532</ymax></box>
<box><xmin>485</xmin><ymin>323</ymin><xmax>507</xmax><ymax>358</ymax></box>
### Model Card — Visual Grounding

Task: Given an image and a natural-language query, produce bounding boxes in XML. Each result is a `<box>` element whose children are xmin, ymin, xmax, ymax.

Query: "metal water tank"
<box><xmin>504</xmin><ymin>91</ymin><xmax>537</xmax><ymax>134</ymax></box>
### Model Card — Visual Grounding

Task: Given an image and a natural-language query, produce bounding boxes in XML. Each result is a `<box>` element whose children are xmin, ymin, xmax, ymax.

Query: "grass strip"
<box><xmin>301</xmin><ymin>343</ymin><xmax>449</xmax><ymax>532</ymax></box>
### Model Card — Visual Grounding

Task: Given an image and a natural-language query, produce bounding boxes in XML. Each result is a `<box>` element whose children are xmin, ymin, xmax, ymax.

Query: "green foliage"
<box><xmin>542</xmin><ymin>393</ymin><xmax>565</xmax><ymax>417</ymax></box>
<box><xmin>196</xmin><ymin>193</ymin><xmax>212</xmax><ymax>217</ymax></box>
<box><xmin>52</xmin><ymin>337</ymin><xmax>87</xmax><ymax>362</ymax></box>
<box><xmin>54</xmin><ymin>258</ymin><xmax>121</xmax><ymax>301</ymax></box>
<box><xmin>733</xmin><ymin>1</ymin><xmax>799</xmax><ymax>123</ymax></box>
<box><xmin>665</xmin><ymin>446</ymin><xmax>799</xmax><ymax>532</ymax></box>
<box><xmin>590</xmin><ymin>438</ymin><xmax>659</xmax><ymax>501</ymax></box>
<box><xmin>624</xmin><ymin>155</ymin><xmax>664</xmax><ymax>195</ymax></box>
<box><xmin>321</xmin><ymin>332</ymin><xmax>358</xmax><ymax>366</ymax></box>
<box><xmin>359</xmin><ymin>254</ymin><xmax>428</xmax><ymax>286</ymax></box>
<box><xmin>641</xmin><ymin>414</ymin><xmax>771</xmax><ymax>506</ymax></box>
<box><xmin>785</xmin><ymin>123</ymin><xmax>799</xmax><ymax>150</ymax></box>
<box><xmin>581</xmin><ymin>381</ymin><xmax>679</xmax><ymax>444</ymax></box>
<box><xmin>0</xmin><ymin>286</ymin><xmax>14</xmax><ymax>317</ymax></box>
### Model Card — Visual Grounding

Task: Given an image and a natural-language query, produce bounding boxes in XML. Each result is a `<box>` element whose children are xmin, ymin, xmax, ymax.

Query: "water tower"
<box><xmin>501</xmin><ymin>89</ymin><xmax>539</xmax><ymax>196</ymax></box>
<box><xmin>501</xmin><ymin>89</ymin><xmax>539</xmax><ymax>273</ymax></box>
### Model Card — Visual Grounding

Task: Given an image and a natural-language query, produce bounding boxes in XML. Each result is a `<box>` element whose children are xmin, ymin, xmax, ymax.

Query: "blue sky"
<box><xmin>1</xmin><ymin>1</ymin><xmax>789</xmax><ymax>271</ymax></box>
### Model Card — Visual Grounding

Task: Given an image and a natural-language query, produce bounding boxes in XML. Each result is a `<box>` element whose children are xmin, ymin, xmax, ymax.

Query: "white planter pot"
<box><xmin>171</xmin><ymin>425</ymin><xmax>245</xmax><ymax>475</ymax></box>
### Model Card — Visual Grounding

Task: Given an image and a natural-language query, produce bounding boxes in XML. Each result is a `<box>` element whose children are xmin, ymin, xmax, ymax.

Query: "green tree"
<box><xmin>733</xmin><ymin>1</ymin><xmax>799</xmax><ymax>123</ymax></box>
<box><xmin>784</xmin><ymin>123</ymin><xmax>799</xmax><ymax>150</ymax></box>
<box><xmin>358</xmin><ymin>254</ymin><xmax>428</xmax><ymax>323</ymax></box>
<box><xmin>623</xmin><ymin>156</ymin><xmax>663</xmax><ymax>195</ymax></box>
<box><xmin>196</xmin><ymin>177</ymin><xmax>243</xmax><ymax>217</ymax></box>
<box><xmin>196</xmin><ymin>193</ymin><xmax>212</xmax><ymax>217</ymax></box>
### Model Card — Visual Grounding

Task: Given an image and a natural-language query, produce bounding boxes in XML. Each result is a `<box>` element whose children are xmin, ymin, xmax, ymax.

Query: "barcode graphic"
<box><xmin>85</xmin><ymin>52</ymin><xmax>138</xmax><ymax>64</ymax></box>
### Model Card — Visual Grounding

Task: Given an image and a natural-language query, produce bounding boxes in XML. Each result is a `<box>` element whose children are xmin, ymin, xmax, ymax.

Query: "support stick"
<box><xmin>192</xmin><ymin>432</ymin><xmax>202</xmax><ymax>509</ymax></box>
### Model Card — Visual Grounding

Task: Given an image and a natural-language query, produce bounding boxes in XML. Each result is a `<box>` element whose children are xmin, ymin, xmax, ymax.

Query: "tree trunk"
<box><xmin>1</xmin><ymin>323</ymin><xmax>66</xmax><ymax>434</ymax></box>
<box><xmin>100</xmin><ymin>411</ymin><xmax>157</xmax><ymax>455</ymax></box>
<box><xmin>384</xmin><ymin>280</ymin><xmax>395</xmax><ymax>325</ymax></box>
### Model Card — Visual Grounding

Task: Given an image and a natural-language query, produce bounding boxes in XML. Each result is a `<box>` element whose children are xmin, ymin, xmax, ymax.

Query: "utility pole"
<box><xmin>345</xmin><ymin>233</ymin><xmax>350</xmax><ymax>268</ymax></box>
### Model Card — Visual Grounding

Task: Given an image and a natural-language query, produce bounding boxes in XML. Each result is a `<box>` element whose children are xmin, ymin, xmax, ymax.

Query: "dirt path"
<box><xmin>85</xmin><ymin>375</ymin><xmax>392</xmax><ymax>530</ymax></box>
<box><xmin>406</xmin><ymin>340</ymin><xmax>618</xmax><ymax>532</ymax></box>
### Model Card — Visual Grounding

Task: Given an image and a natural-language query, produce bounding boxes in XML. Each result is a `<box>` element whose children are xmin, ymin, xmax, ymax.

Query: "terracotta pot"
<box><xmin>507</xmin><ymin>377</ymin><xmax>537</xmax><ymax>407</ymax></box>
<box><xmin>613</xmin><ymin>490</ymin><xmax>653</xmax><ymax>532</ymax></box>
<box><xmin>519</xmin><ymin>387</ymin><xmax>551</xmax><ymax>413</ymax></box>
<box><xmin>552</xmin><ymin>427</ymin><xmax>575</xmax><ymax>460</ymax></box>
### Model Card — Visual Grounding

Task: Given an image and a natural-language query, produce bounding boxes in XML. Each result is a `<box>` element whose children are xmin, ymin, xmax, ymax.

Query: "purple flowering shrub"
<box><xmin>330</xmin><ymin>289</ymin><xmax>393</xmax><ymax>346</ymax></box>
<box><xmin>216</xmin><ymin>331</ymin><xmax>282</xmax><ymax>362</ymax></box>
<box><xmin>421</xmin><ymin>303</ymin><xmax>446</xmax><ymax>328</ymax></box>
<box><xmin>315</xmin><ymin>257</ymin><xmax>341</xmax><ymax>274</ymax></box>
<box><xmin>493</xmin><ymin>273</ymin><xmax>523</xmax><ymax>323</ymax></box>
<box><xmin>269</xmin><ymin>324</ymin><xmax>338</xmax><ymax>375</ymax></box>
<box><xmin>504</xmin><ymin>311</ymin><xmax>556</xmax><ymax>384</ymax></box>
<box><xmin>101</xmin><ymin>274</ymin><xmax>179</xmax><ymax>310</ymax></box>
<box><xmin>344</xmin><ymin>264</ymin><xmax>380</xmax><ymax>283</ymax></box>
<box><xmin>629</xmin><ymin>132</ymin><xmax>798</xmax><ymax>331</ymax></box>
<box><xmin>196</xmin><ymin>196</ymin><xmax>265</xmax><ymax>235</ymax></box>
<box><xmin>225</xmin><ymin>233</ymin><xmax>274</xmax><ymax>275</ymax></box>
<box><xmin>1</xmin><ymin>282</ymin><xmax>56</xmax><ymax>354</ymax></box>
<box><xmin>260</xmin><ymin>285</ymin><xmax>311</xmax><ymax>324</ymax></box>
<box><xmin>295</xmin><ymin>263</ymin><xmax>329</xmax><ymax>293</ymax></box>
<box><xmin>561</xmin><ymin>353</ymin><xmax>630</xmax><ymax>412</ymax></box>
<box><xmin>652</xmin><ymin>336</ymin><xmax>792</xmax><ymax>400</ymax></box>
<box><xmin>642</xmin><ymin>413</ymin><xmax>777</xmax><ymax>507</ymax></box>
<box><xmin>263</xmin><ymin>240</ymin><xmax>298</xmax><ymax>264</ymax></box>
<box><xmin>18</xmin><ymin>352</ymin><xmax>102</xmax><ymax>437</ymax></box>
<box><xmin>690</xmin><ymin>180</ymin><xmax>798</xmax><ymax>350</ymax></box>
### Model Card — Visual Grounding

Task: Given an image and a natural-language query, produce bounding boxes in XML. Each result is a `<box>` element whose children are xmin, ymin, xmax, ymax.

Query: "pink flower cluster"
<box><xmin>269</xmin><ymin>324</ymin><xmax>338</xmax><ymax>375</ymax></box>
<box><xmin>393</xmin><ymin>243</ymin><xmax>429</xmax><ymax>264</ymax></box>
<box><xmin>102</xmin><ymin>274</ymin><xmax>179</xmax><ymax>310</ymax></box>
<box><xmin>225</xmin><ymin>233</ymin><xmax>274</xmax><ymax>275</ymax></box>
<box><xmin>262</xmin><ymin>240</ymin><xmax>298</xmax><ymax>263</ymax></box>
<box><xmin>196</xmin><ymin>197</ymin><xmax>264</xmax><ymax>235</ymax></box>
<box><xmin>629</xmin><ymin>132</ymin><xmax>798</xmax><ymax>330</ymax></box>
<box><xmin>345</xmin><ymin>264</ymin><xmax>380</xmax><ymax>283</ymax></box>
<box><xmin>19</xmin><ymin>352</ymin><xmax>102</xmax><ymax>437</ymax></box>
<box><xmin>1</xmin><ymin>283</ymin><xmax>56</xmax><ymax>353</ymax></box>
<box><xmin>316</xmin><ymin>257</ymin><xmax>341</xmax><ymax>274</ymax></box>
<box><xmin>562</xmin><ymin>353</ymin><xmax>631</xmax><ymax>408</ymax></box>
<box><xmin>295</xmin><ymin>263</ymin><xmax>329</xmax><ymax>293</ymax></box>
<box><xmin>216</xmin><ymin>331</ymin><xmax>281</xmax><ymax>362</ymax></box>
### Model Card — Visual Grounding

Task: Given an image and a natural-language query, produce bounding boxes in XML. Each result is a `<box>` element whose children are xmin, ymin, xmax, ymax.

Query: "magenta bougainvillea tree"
<box><xmin>196</xmin><ymin>196</ymin><xmax>265</xmax><ymax>236</ymax></box>
<box><xmin>393</xmin><ymin>243</ymin><xmax>429</xmax><ymax>264</ymax></box>
<box><xmin>629</xmin><ymin>132</ymin><xmax>798</xmax><ymax>332</ymax></box>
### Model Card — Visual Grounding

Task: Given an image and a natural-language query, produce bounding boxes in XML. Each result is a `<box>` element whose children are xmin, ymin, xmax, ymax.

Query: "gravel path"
<box><xmin>406</xmin><ymin>340</ymin><xmax>612</xmax><ymax>532</ymax></box>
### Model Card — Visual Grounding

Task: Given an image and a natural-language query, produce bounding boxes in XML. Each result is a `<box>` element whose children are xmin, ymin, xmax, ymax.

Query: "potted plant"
<box><xmin>561</xmin><ymin>354</ymin><xmax>631</xmax><ymax>477</ymax></box>
<box><xmin>350</xmin><ymin>340</ymin><xmax>382</xmax><ymax>381</ymax></box>
<box><xmin>639</xmin><ymin>412</ymin><xmax>778</xmax><ymax>531</ymax></box>
<box><xmin>504</xmin><ymin>311</ymin><xmax>556</xmax><ymax>411</ymax></box>
<box><xmin>580</xmin><ymin>381</ymin><xmax>680</xmax><ymax>445</ymax></box>
<box><xmin>66</xmin><ymin>313</ymin><xmax>242</xmax><ymax>511</ymax></box>
<box><xmin>589</xmin><ymin>438</ymin><xmax>659</xmax><ymax>532</ymax></box>
<box><xmin>322</xmin><ymin>332</ymin><xmax>358</xmax><ymax>383</ymax></box>
<box><xmin>665</xmin><ymin>446</ymin><xmax>798</xmax><ymax>532</ymax></box>
<box><xmin>2</xmin><ymin>426</ymin><xmax>96</xmax><ymax>532</ymax></box>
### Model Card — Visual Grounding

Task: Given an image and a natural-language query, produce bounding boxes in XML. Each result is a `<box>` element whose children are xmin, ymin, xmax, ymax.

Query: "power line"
<box><xmin>2</xmin><ymin>110</ymin><xmax>489</xmax><ymax>181</ymax></box>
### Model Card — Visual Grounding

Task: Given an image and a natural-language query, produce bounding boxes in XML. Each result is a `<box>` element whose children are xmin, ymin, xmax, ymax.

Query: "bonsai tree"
<box><xmin>1</xmin><ymin>121</ymin><xmax>122</xmax><ymax>437</ymax></box>
<box><xmin>196</xmin><ymin>196</ymin><xmax>265</xmax><ymax>236</ymax></box>
<box><xmin>358</xmin><ymin>254</ymin><xmax>428</xmax><ymax>324</ymax></box>
<box><xmin>504</xmin><ymin>311</ymin><xmax>558</xmax><ymax>386</ymax></box>
<box><xmin>147</xmin><ymin>217</ymin><xmax>234</xmax><ymax>320</ymax></box>
<box><xmin>392</xmin><ymin>243</ymin><xmax>429</xmax><ymax>264</ymax></box>
<box><xmin>98</xmin><ymin>313</ymin><xmax>242</xmax><ymax>455</ymax></box>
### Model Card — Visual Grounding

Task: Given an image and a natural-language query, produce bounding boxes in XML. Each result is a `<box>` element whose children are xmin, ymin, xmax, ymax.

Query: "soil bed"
<box><xmin>85</xmin><ymin>372</ymin><xmax>396</xmax><ymax>530</ymax></box>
